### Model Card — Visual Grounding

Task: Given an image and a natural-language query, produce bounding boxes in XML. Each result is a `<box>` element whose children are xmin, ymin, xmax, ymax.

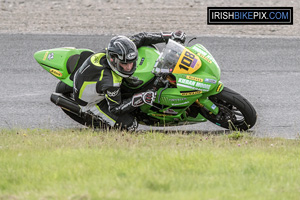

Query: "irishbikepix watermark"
<box><xmin>207</xmin><ymin>7</ymin><xmax>293</xmax><ymax>25</ymax></box>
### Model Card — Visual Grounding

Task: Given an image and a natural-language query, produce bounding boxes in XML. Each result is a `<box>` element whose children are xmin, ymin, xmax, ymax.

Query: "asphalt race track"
<box><xmin>0</xmin><ymin>34</ymin><xmax>299</xmax><ymax>138</ymax></box>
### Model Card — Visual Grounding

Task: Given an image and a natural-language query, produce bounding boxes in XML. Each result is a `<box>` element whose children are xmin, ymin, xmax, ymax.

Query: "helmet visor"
<box><xmin>115</xmin><ymin>58</ymin><xmax>137</xmax><ymax>76</ymax></box>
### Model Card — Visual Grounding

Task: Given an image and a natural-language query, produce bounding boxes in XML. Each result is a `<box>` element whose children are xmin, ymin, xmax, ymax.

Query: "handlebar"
<box><xmin>153</xmin><ymin>75</ymin><xmax>170</xmax><ymax>104</ymax></box>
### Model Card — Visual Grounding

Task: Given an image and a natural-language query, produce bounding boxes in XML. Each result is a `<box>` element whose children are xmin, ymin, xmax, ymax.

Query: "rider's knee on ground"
<box><xmin>115</xmin><ymin>114</ymin><xmax>138</xmax><ymax>131</ymax></box>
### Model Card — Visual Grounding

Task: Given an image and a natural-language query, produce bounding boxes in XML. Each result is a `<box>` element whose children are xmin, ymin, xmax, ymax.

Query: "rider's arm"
<box><xmin>129</xmin><ymin>32</ymin><xmax>173</xmax><ymax>48</ymax></box>
<box><xmin>104</xmin><ymin>87</ymin><xmax>156</xmax><ymax>115</ymax></box>
<box><xmin>104</xmin><ymin>87</ymin><xmax>137</xmax><ymax>115</ymax></box>
<box><xmin>96</xmin><ymin>69</ymin><xmax>138</xmax><ymax>115</ymax></box>
<box><xmin>130</xmin><ymin>31</ymin><xmax>186</xmax><ymax>48</ymax></box>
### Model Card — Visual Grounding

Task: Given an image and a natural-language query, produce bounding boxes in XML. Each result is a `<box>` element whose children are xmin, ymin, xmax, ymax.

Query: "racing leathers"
<box><xmin>73</xmin><ymin>32</ymin><xmax>177</xmax><ymax>130</ymax></box>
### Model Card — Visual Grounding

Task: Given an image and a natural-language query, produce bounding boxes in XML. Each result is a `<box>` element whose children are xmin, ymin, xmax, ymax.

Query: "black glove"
<box><xmin>142</xmin><ymin>91</ymin><xmax>156</xmax><ymax>105</ymax></box>
<box><xmin>132</xmin><ymin>93</ymin><xmax>144</xmax><ymax>107</ymax></box>
<box><xmin>131</xmin><ymin>91</ymin><xmax>156</xmax><ymax>107</ymax></box>
<box><xmin>171</xmin><ymin>31</ymin><xmax>186</xmax><ymax>44</ymax></box>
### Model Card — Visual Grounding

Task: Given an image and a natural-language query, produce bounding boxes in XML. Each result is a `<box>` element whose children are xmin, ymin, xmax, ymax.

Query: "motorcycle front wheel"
<box><xmin>199</xmin><ymin>87</ymin><xmax>257</xmax><ymax>131</ymax></box>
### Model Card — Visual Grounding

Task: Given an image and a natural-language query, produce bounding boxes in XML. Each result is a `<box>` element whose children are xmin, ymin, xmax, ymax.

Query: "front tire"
<box><xmin>199</xmin><ymin>87</ymin><xmax>257</xmax><ymax>131</ymax></box>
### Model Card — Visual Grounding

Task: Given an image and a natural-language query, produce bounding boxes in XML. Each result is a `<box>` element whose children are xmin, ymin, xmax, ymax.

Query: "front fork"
<box><xmin>196</xmin><ymin>82</ymin><xmax>224</xmax><ymax>115</ymax></box>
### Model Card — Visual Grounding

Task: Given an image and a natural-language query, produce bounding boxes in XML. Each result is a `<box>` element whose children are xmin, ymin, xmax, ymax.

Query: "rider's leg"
<box><xmin>89</xmin><ymin>100</ymin><xmax>138</xmax><ymax>131</ymax></box>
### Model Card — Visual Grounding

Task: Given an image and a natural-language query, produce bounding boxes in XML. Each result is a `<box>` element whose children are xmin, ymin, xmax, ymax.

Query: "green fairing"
<box><xmin>34</xmin><ymin>44</ymin><xmax>224</xmax><ymax>126</ymax></box>
<box><xmin>133</xmin><ymin>45</ymin><xmax>224</xmax><ymax>124</ymax></box>
<box><xmin>124</xmin><ymin>46</ymin><xmax>159</xmax><ymax>88</ymax></box>
<box><xmin>34</xmin><ymin>47</ymin><xmax>94</xmax><ymax>87</ymax></box>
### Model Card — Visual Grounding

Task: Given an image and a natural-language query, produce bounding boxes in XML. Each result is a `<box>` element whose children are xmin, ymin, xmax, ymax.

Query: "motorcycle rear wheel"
<box><xmin>199</xmin><ymin>87</ymin><xmax>257</xmax><ymax>131</ymax></box>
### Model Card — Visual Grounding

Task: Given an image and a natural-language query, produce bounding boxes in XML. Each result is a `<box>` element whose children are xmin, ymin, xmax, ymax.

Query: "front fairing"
<box><xmin>126</xmin><ymin>40</ymin><xmax>224</xmax><ymax>125</ymax></box>
<box><xmin>187</xmin><ymin>44</ymin><xmax>221</xmax><ymax>80</ymax></box>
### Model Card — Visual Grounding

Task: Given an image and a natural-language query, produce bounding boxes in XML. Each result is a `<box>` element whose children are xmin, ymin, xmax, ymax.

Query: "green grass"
<box><xmin>0</xmin><ymin>129</ymin><xmax>300</xmax><ymax>200</ymax></box>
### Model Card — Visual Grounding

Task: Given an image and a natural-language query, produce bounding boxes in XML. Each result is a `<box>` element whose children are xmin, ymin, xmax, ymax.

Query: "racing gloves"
<box><xmin>132</xmin><ymin>90</ymin><xmax>156</xmax><ymax>107</ymax></box>
<box><xmin>171</xmin><ymin>31</ymin><xmax>186</xmax><ymax>44</ymax></box>
<box><xmin>161</xmin><ymin>31</ymin><xmax>186</xmax><ymax>44</ymax></box>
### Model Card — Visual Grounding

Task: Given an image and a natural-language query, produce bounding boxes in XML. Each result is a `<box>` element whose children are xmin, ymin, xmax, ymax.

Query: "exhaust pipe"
<box><xmin>50</xmin><ymin>93</ymin><xmax>81</xmax><ymax>116</ymax></box>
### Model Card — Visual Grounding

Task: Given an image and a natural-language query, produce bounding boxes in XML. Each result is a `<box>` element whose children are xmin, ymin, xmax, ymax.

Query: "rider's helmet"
<box><xmin>106</xmin><ymin>36</ymin><xmax>138</xmax><ymax>78</ymax></box>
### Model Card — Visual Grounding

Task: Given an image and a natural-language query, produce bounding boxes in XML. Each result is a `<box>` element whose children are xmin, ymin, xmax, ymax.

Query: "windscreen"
<box><xmin>153</xmin><ymin>40</ymin><xmax>201</xmax><ymax>75</ymax></box>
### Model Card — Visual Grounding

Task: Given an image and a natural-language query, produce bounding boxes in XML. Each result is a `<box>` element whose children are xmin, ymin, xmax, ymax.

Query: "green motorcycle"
<box><xmin>34</xmin><ymin>39</ymin><xmax>257</xmax><ymax>131</ymax></box>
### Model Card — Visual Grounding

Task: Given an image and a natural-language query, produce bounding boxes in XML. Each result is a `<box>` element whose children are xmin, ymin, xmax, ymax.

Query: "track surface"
<box><xmin>0</xmin><ymin>34</ymin><xmax>299</xmax><ymax>138</ymax></box>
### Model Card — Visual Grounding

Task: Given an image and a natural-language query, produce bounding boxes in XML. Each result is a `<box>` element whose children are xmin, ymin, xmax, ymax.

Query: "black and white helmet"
<box><xmin>106</xmin><ymin>36</ymin><xmax>138</xmax><ymax>78</ymax></box>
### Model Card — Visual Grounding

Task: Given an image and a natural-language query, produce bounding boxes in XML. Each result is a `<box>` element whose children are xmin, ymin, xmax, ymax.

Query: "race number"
<box><xmin>173</xmin><ymin>49</ymin><xmax>201</xmax><ymax>74</ymax></box>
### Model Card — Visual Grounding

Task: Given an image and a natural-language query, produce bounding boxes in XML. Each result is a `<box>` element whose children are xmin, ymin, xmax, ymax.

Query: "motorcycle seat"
<box><xmin>69</xmin><ymin>51</ymin><xmax>94</xmax><ymax>81</ymax></box>
<box><xmin>66</xmin><ymin>54</ymin><xmax>80</xmax><ymax>74</ymax></box>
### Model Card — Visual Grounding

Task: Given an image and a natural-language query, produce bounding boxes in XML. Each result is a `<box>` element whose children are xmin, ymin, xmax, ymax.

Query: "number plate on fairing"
<box><xmin>173</xmin><ymin>49</ymin><xmax>202</xmax><ymax>74</ymax></box>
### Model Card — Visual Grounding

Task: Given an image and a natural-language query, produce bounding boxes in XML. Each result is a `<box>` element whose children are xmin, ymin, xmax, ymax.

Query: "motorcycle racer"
<box><xmin>73</xmin><ymin>31</ymin><xmax>186</xmax><ymax>131</ymax></box>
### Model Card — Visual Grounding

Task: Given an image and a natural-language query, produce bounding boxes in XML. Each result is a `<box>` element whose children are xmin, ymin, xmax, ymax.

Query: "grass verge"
<box><xmin>0</xmin><ymin>129</ymin><xmax>300</xmax><ymax>200</ymax></box>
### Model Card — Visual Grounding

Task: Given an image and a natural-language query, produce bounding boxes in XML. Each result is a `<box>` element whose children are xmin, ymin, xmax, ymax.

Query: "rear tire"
<box><xmin>199</xmin><ymin>87</ymin><xmax>257</xmax><ymax>131</ymax></box>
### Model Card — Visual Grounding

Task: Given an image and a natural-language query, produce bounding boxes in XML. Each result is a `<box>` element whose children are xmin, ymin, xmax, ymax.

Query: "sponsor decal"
<box><xmin>186</xmin><ymin>75</ymin><xmax>203</xmax><ymax>82</ymax></box>
<box><xmin>177</xmin><ymin>83</ymin><xmax>199</xmax><ymax>91</ymax></box>
<box><xmin>43</xmin><ymin>51</ymin><xmax>49</xmax><ymax>61</ymax></box>
<box><xmin>133</xmin><ymin>99</ymin><xmax>143</xmax><ymax>107</ymax></box>
<box><xmin>91</xmin><ymin>53</ymin><xmax>105</xmax><ymax>67</ymax></box>
<box><xmin>169</xmin><ymin>98</ymin><xmax>187</xmax><ymax>102</ymax></box>
<box><xmin>211</xmin><ymin>104</ymin><xmax>217</xmax><ymax>110</ymax></box>
<box><xmin>49</xmin><ymin>69</ymin><xmax>62</xmax><ymax>77</ymax></box>
<box><xmin>197</xmin><ymin>53</ymin><xmax>212</xmax><ymax>64</ymax></box>
<box><xmin>217</xmin><ymin>83</ymin><xmax>223</xmax><ymax>92</ymax></box>
<box><xmin>178</xmin><ymin>78</ymin><xmax>211</xmax><ymax>90</ymax></box>
<box><xmin>162</xmin><ymin>97</ymin><xmax>187</xmax><ymax>102</ymax></box>
<box><xmin>132</xmin><ymin>93</ymin><xmax>143</xmax><ymax>107</ymax></box>
<box><xmin>178</xmin><ymin>78</ymin><xmax>195</xmax><ymax>86</ymax></box>
<box><xmin>48</xmin><ymin>53</ymin><xmax>54</xmax><ymax>60</ymax></box>
<box><xmin>171</xmin><ymin>101</ymin><xmax>190</xmax><ymax>106</ymax></box>
<box><xmin>177</xmin><ymin>83</ymin><xmax>210</xmax><ymax>92</ymax></box>
<box><xmin>127</xmin><ymin>52</ymin><xmax>136</xmax><ymax>59</ymax></box>
<box><xmin>204</xmin><ymin>78</ymin><xmax>217</xmax><ymax>84</ymax></box>
<box><xmin>107</xmin><ymin>88</ymin><xmax>120</xmax><ymax>97</ymax></box>
<box><xmin>192</xmin><ymin>45</ymin><xmax>218</xmax><ymax>65</ymax></box>
<box><xmin>181</xmin><ymin>90</ymin><xmax>202</xmax><ymax>96</ymax></box>
<box><xmin>139</xmin><ymin>57</ymin><xmax>145</xmax><ymax>65</ymax></box>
